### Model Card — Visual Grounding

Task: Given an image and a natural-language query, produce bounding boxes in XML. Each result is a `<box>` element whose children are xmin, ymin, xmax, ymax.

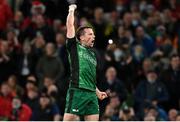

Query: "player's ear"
<box><xmin>79</xmin><ymin>35</ymin><xmax>84</xmax><ymax>41</ymax></box>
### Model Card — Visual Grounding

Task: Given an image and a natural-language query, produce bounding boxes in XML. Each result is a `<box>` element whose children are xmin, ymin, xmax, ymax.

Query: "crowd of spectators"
<box><xmin>0</xmin><ymin>0</ymin><xmax>180</xmax><ymax>121</ymax></box>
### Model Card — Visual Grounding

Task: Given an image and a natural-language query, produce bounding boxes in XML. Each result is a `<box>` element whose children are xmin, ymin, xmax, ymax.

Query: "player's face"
<box><xmin>81</xmin><ymin>28</ymin><xmax>95</xmax><ymax>47</ymax></box>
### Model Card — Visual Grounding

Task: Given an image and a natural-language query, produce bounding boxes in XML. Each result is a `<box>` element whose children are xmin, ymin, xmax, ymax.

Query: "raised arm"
<box><xmin>66</xmin><ymin>4</ymin><xmax>77</xmax><ymax>38</ymax></box>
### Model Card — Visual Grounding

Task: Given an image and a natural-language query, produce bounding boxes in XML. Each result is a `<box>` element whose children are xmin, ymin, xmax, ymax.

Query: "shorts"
<box><xmin>65</xmin><ymin>88</ymin><xmax>99</xmax><ymax>115</ymax></box>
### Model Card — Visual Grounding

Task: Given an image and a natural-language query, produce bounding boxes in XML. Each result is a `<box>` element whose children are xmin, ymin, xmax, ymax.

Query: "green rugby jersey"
<box><xmin>66</xmin><ymin>37</ymin><xmax>97</xmax><ymax>91</ymax></box>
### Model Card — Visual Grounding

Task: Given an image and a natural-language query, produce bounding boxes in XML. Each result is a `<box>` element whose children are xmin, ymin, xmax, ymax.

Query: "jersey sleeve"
<box><xmin>66</xmin><ymin>37</ymin><xmax>77</xmax><ymax>51</ymax></box>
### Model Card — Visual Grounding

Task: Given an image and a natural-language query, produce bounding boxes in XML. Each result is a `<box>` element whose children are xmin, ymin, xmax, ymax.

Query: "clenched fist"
<box><xmin>69</xmin><ymin>4</ymin><xmax>77</xmax><ymax>12</ymax></box>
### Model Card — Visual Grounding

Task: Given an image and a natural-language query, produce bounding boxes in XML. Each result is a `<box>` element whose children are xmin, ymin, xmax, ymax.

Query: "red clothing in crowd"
<box><xmin>11</xmin><ymin>104</ymin><xmax>32</xmax><ymax>121</ymax></box>
<box><xmin>21</xmin><ymin>16</ymin><xmax>52</xmax><ymax>30</ymax></box>
<box><xmin>0</xmin><ymin>94</ymin><xmax>14</xmax><ymax>119</ymax></box>
<box><xmin>0</xmin><ymin>0</ymin><xmax>13</xmax><ymax>30</ymax></box>
<box><xmin>171</xmin><ymin>6</ymin><xmax>180</xmax><ymax>19</ymax></box>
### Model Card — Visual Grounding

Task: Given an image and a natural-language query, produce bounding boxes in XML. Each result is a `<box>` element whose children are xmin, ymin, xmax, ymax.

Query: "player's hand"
<box><xmin>69</xmin><ymin>4</ymin><xmax>77</xmax><ymax>12</ymax></box>
<box><xmin>97</xmin><ymin>91</ymin><xmax>108</xmax><ymax>100</ymax></box>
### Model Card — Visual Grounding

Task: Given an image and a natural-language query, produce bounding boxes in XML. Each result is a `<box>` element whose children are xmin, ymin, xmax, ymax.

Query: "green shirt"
<box><xmin>66</xmin><ymin>37</ymin><xmax>97</xmax><ymax>91</ymax></box>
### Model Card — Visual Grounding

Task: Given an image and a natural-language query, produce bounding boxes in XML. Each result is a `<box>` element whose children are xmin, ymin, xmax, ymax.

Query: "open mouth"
<box><xmin>91</xmin><ymin>42</ymin><xmax>94</xmax><ymax>46</ymax></box>
<box><xmin>89</xmin><ymin>39</ymin><xmax>95</xmax><ymax>47</ymax></box>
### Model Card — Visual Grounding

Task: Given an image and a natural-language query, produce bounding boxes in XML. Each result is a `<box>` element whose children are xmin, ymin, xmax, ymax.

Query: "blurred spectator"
<box><xmin>101</xmin><ymin>94</ymin><xmax>122</xmax><ymax>121</ymax></box>
<box><xmin>36</xmin><ymin>42</ymin><xmax>64</xmax><ymax>87</ymax></box>
<box><xmin>55</xmin><ymin>32</ymin><xmax>69</xmax><ymax>77</ymax></box>
<box><xmin>176</xmin><ymin>113</ymin><xmax>180</xmax><ymax>121</ymax></box>
<box><xmin>31</xmin><ymin>1</ymin><xmax>46</xmax><ymax>16</ymax></box>
<box><xmin>99</xmin><ymin>66</ymin><xmax>127</xmax><ymax>100</ymax></box>
<box><xmin>119</xmin><ymin>103</ymin><xmax>136</xmax><ymax>121</ymax></box>
<box><xmin>31</xmin><ymin>93</ymin><xmax>61</xmax><ymax>121</ymax></box>
<box><xmin>168</xmin><ymin>108</ymin><xmax>178</xmax><ymax>121</ymax></box>
<box><xmin>133</xmin><ymin>26</ymin><xmax>156</xmax><ymax>56</ymax></box>
<box><xmin>6</xmin><ymin>29</ymin><xmax>21</xmax><ymax>53</ymax></box>
<box><xmin>16</xmin><ymin>41</ymin><xmax>37</xmax><ymax>87</ymax></box>
<box><xmin>0</xmin><ymin>0</ymin><xmax>13</xmax><ymax>32</ymax></box>
<box><xmin>98</xmin><ymin>66</ymin><xmax>127</xmax><ymax>114</ymax></box>
<box><xmin>122</xmin><ymin>13</ymin><xmax>134</xmax><ymax>31</ymax></box>
<box><xmin>169</xmin><ymin>0</ymin><xmax>179</xmax><ymax>12</ymax></box>
<box><xmin>23</xmin><ymin>14</ymin><xmax>54</xmax><ymax>42</ymax></box>
<box><xmin>103</xmin><ymin>45</ymin><xmax>116</xmax><ymax>68</ymax></box>
<box><xmin>142</xmin><ymin>58</ymin><xmax>154</xmax><ymax>74</ymax></box>
<box><xmin>116</xmin><ymin>25</ymin><xmax>131</xmax><ymax>47</ymax></box>
<box><xmin>129</xmin><ymin>57</ymin><xmax>153</xmax><ymax>91</ymax></box>
<box><xmin>132</xmin><ymin>45</ymin><xmax>145</xmax><ymax>66</ymax></box>
<box><xmin>31</xmin><ymin>33</ymin><xmax>45</xmax><ymax>59</ymax></box>
<box><xmin>131</xmin><ymin>12</ymin><xmax>142</xmax><ymax>28</ymax></box>
<box><xmin>160</xmin><ymin>54</ymin><xmax>180</xmax><ymax>110</ymax></box>
<box><xmin>145</xmin><ymin>102</ymin><xmax>168</xmax><ymax>121</ymax></box>
<box><xmin>114</xmin><ymin>0</ymin><xmax>127</xmax><ymax>14</ymax></box>
<box><xmin>105</xmin><ymin>46</ymin><xmax>134</xmax><ymax>91</ymax></box>
<box><xmin>0</xmin><ymin>83</ymin><xmax>14</xmax><ymax>120</ymax></box>
<box><xmin>79</xmin><ymin>17</ymin><xmax>91</xmax><ymax>27</ymax></box>
<box><xmin>132</xmin><ymin>45</ymin><xmax>145</xmax><ymax>63</ymax></box>
<box><xmin>7</xmin><ymin>75</ymin><xmax>24</xmax><ymax>97</ymax></box>
<box><xmin>101</xmin><ymin>105</ymin><xmax>116</xmax><ymax>121</ymax></box>
<box><xmin>144</xmin><ymin>105</ymin><xmax>168</xmax><ymax>121</ymax></box>
<box><xmin>25</xmin><ymin>75</ymin><xmax>38</xmax><ymax>92</ymax></box>
<box><xmin>114</xmin><ymin>47</ymin><xmax>125</xmax><ymax>62</ymax></box>
<box><xmin>13</xmin><ymin>11</ymin><xmax>24</xmax><ymax>31</ymax></box>
<box><xmin>42</xmin><ymin>76</ymin><xmax>58</xmax><ymax>100</ymax></box>
<box><xmin>158</xmin><ymin>37</ymin><xmax>173</xmax><ymax>58</ymax></box>
<box><xmin>145</xmin><ymin>16</ymin><xmax>157</xmax><ymax>39</ymax></box>
<box><xmin>91</xmin><ymin>7</ymin><xmax>108</xmax><ymax>51</ymax></box>
<box><xmin>106</xmin><ymin>95</ymin><xmax>121</xmax><ymax>121</ymax></box>
<box><xmin>10</xmin><ymin>96</ymin><xmax>32</xmax><ymax>121</ymax></box>
<box><xmin>0</xmin><ymin>40</ymin><xmax>16</xmax><ymax>82</ymax></box>
<box><xmin>144</xmin><ymin>114</ymin><xmax>156</xmax><ymax>121</ymax></box>
<box><xmin>53</xmin><ymin>19</ymin><xmax>63</xmax><ymax>33</ymax></box>
<box><xmin>125</xmin><ymin>29</ymin><xmax>135</xmax><ymax>45</ymax></box>
<box><xmin>135</xmin><ymin>69</ymin><xmax>169</xmax><ymax>118</ymax></box>
<box><xmin>20</xmin><ymin>0</ymin><xmax>51</xmax><ymax>29</ymax></box>
<box><xmin>24</xmin><ymin>87</ymin><xmax>39</xmax><ymax>115</ymax></box>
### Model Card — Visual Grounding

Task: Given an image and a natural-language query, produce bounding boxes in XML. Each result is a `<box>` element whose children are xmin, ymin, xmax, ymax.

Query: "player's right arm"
<box><xmin>96</xmin><ymin>87</ymin><xmax>108</xmax><ymax>100</ymax></box>
<box><xmin>66</xmin><ymin>4</ymin><xmax>77</xmax><ymax>38</ymax></box>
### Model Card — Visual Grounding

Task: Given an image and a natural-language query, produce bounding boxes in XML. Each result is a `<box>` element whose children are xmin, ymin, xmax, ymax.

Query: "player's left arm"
<box><xmin>96</xmin><ymin>87</ymin><xmax>108</xmax><ymax>100</ymax></box>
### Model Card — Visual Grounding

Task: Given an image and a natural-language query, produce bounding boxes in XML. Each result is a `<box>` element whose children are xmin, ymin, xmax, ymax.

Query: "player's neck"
<box><xmin>79</xmin><ymin>41</ymin><xmax>89</xmax><ymax>48</ymax></box>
